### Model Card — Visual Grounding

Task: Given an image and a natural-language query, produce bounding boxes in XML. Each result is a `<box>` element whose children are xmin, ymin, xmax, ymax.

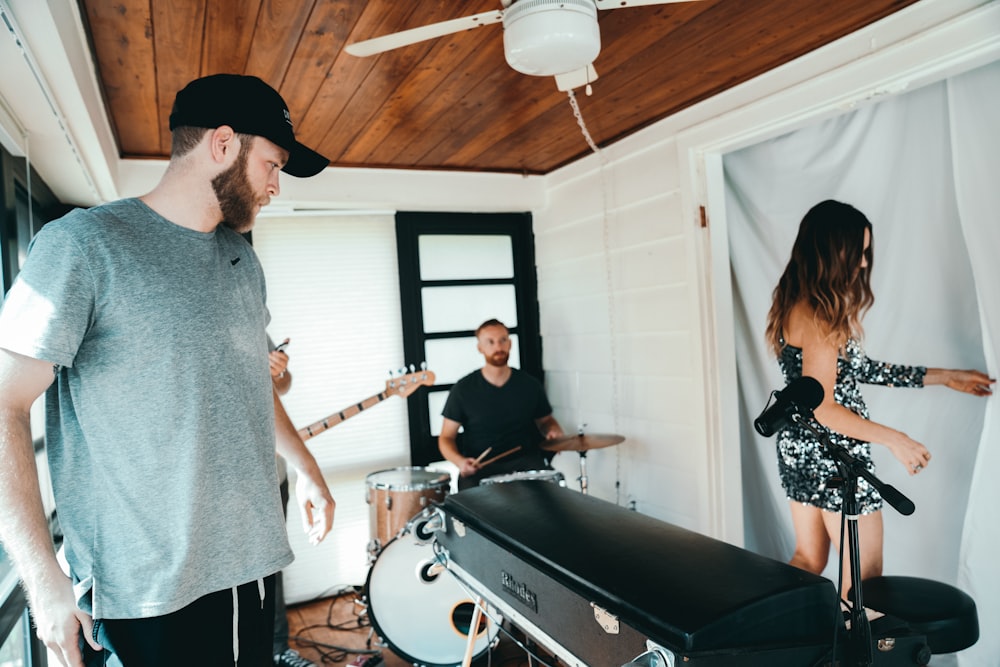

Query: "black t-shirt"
<box><xmin>441</xmin><ymin>367</ymin><xmax>553</xmax><ymax>459</ymax></box>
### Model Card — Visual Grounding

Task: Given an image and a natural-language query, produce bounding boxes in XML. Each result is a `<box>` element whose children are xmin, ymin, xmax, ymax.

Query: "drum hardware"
<box><xmin>481</xmin><ymin>469</ymin><xmax>566</xmax><ymax>486</ymax></box>
<box><xmin>541</xmin><ymin>431</ymin><xmax>625</xmax><ymax>494</ymax></box>
<box><xmin>411</xmin><ymin>507</ymin><xmax>446</xmax><ymax>543</ymax></box>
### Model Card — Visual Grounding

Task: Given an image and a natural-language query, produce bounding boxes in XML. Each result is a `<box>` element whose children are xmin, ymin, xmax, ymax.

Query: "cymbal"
<box><xmin>541</xmin><ymin>433</ymin><xmax>625</xmax><ymax>452</ymax></box>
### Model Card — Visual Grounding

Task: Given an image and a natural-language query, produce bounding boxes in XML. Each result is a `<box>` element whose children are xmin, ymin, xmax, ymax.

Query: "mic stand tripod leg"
<box><xmin>791</xmin><ymin>414</ymin><xmax>893</xmax><ymax>667</ymax></box>
<box><xmin>841</xmin><ymin>473</ymin><xmax>873</xmax><ymax>667</ymax></box>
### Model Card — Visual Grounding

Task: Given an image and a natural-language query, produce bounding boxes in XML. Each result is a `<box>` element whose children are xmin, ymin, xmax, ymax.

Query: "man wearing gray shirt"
<box><xmin>0</xmin><ymin>74</ymin><xmax>335</xmax><ymax>667</ymax></box>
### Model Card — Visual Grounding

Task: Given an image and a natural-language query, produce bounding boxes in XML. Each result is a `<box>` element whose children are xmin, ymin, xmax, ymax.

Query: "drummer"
<box><xmin>439</xmin><ymin>318</ymin><xmax>565</xmax><ymax>489</ymax></box>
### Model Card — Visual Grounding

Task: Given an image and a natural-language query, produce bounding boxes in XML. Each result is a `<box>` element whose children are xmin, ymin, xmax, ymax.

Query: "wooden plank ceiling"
<box><xmin>79</xmin><ymin>0</ymin><xmax>920</xmax><ymax>175</ymax></box>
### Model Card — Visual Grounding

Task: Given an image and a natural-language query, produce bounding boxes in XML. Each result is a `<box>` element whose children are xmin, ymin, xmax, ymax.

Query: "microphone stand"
<box><xmin>790</xmin><ymin>413</ymin><xmax>915</xmax><ymax>667</ymax></box>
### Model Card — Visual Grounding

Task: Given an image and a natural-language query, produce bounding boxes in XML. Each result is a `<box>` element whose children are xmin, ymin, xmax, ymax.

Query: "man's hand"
<box><xmin>30</xmin><ymin>573</ymin><xmax>102</xmax><ymax>667</ymax></box>
<box><xmin>294</xmin><ymin>471</ymin><xmax>335</xmax><ymax>545</ymax></box>
<box><xmin>457</xmin><ymin>456</ymin><xmax>480</xmax><ymax>478</ymax></box>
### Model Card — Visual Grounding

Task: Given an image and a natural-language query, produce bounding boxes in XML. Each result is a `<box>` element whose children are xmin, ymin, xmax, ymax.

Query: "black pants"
<box><xmin>84</xmin><ymin>575</ymin><xmax>276</xmax><ymax>667</ymax></box>
<box><xmin>273</xmin><ymin>477</ymin><xmax>290</xmax><ymax>654</ymax></box>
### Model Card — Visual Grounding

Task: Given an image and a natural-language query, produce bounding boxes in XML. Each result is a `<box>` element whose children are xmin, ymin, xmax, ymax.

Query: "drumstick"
<box><xmin>478</xmin><ymin>446</ymin><xmax>521</xmax><ymax>468</ymax></box>
<box><xmin>472</xmin><ymin>447</ymin><xmax>493</xmax><ymax>465</ymax></box>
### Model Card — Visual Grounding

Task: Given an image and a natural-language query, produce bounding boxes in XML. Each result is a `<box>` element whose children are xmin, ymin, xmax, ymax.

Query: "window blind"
<box><xmin>253</xmin><ymin>213</ymin><xmax>410</xmax><ymax>599</ymax></box>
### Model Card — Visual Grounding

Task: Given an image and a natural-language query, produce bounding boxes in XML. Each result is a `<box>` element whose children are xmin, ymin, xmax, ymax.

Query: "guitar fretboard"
<box><xmin>297</xmin><ymin>391</ymin><xmax>388</xmax><ymax>441</ymax></box>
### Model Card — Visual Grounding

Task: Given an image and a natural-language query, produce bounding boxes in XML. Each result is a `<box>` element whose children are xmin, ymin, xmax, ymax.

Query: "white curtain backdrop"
<box><xmin>724</xmin><ymin>60</ymin><xmax>999</xmax><ymax>666</ymax></box>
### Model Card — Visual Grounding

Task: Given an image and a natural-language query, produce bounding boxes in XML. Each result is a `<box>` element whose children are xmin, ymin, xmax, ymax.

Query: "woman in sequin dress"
<box><xmin>764</xmin><ymin>199</ymin><xmax>994</xmax><ymax>597</ymax></box>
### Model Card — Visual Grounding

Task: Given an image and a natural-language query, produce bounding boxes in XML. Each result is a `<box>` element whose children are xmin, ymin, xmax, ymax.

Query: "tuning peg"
<box><xmin>397</xmin><ymin>367</ymin><xmax>405</xmax><ymax>376</ymax></box>
<box><xmin>409</xmin><ymin>363</ymin><xmax>415</xmax><ymax>373</ymax></box>
<box><xmin>420</xmin><ymin>361</ymin><xmax>427</xmax><ymax>371</ymax></box>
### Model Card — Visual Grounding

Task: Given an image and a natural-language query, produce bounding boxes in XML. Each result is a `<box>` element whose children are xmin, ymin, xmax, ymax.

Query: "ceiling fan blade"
<box><xmin>595</xmin><ymin>0</ymin><xmax>702</xmax><ymax>8</ymax></box>
<box><xmin>344</xmin><ymin>10</ymin><xmax>504</xmax><ymax>57</ymax></box>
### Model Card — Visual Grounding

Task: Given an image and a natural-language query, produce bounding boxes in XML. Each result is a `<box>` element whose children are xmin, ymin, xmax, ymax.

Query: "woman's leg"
<box><xmin>788</xmin><ymin>501</ymin><xmax>832</xmax><ymax>574</ymax></box>
<box><xmin>821</xmin><ymin>508</ymin><xmax>884</xmax><ymax>598</ymax></box>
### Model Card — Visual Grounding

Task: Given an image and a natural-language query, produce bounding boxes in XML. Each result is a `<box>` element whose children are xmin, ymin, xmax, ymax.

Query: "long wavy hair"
<box><xmin>765</xmin><ymin>200</ymin><xmax>874</xmax><ymax>356</ymax></box>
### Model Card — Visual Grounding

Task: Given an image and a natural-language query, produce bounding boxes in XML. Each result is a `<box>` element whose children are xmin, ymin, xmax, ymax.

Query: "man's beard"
<box><xmin>212</xmin><ymin>150</ymin><xmax>258</xmax><ymax>233</ymax></box>
<box><xmin>486</xmin><ymin>351</ymin><xmax>509</xmax><ymax>367</ymax></box>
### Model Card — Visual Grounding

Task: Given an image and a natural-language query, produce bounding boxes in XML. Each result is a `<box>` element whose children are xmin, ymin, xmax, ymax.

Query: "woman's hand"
<box><xmin>885</xmin><ymin>431</ymin><xmax>931</xmax><ymax>476</ymax></box>
<box><xmin>926</xmin><ymin>368</ymin><xmax>995</xmax><ymax>396</ymax></box>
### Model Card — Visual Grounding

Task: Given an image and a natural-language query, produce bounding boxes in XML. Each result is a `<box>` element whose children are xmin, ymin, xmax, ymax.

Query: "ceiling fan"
<box><xmin>344</xmin><ymin>0</ymin><xmax>703</xmax><ymax>92</ymax></box>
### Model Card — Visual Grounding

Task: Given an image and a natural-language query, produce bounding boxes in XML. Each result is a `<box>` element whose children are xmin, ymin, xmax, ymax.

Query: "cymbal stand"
<box><xmin>791</xmin><ymin>414</ymin><xmax>915</xmax><ymax>667</ymax></box>
<box><xmin>576</xmin><ymin>451</ymin><xmax>590</xmax><ymax>495</ymax></box>
<box><xmin>575</xmin><ymin>424</ymin><xmax>590</xmax><ymax>494</ymax></box>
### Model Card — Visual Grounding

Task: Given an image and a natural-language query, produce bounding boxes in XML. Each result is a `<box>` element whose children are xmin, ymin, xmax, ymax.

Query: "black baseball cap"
<box><xmin>169</xmin><ymin>74</ymin><xmax>329</xmax><ymax>178</ymax></box>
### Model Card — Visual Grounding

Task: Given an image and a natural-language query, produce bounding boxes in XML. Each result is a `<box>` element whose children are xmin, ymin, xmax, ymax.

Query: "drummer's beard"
<box><xmin>486</xmin><ymin>351</ymin><xmax>509</xmax><ymax>367</ymax></box>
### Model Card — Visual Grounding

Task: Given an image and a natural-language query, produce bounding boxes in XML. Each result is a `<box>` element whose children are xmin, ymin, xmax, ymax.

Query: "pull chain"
<box><xmin>566</xmin><ymin>90</ymin><xmax>622</xmax><ymax>503</ymax></box>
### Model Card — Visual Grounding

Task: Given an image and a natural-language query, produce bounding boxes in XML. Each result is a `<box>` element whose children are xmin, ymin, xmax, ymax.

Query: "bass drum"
<box><xmin>365</xmin><ymin>511</ymin><xmax>500</xmax><ymax>666</ymax></box>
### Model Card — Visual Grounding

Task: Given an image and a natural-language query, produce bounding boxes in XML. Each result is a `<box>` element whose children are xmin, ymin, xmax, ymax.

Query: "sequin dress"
<box><xmin>776</xmin><ymin>338</ymin><xmax>926</xmax><ymax>513</ymax></box>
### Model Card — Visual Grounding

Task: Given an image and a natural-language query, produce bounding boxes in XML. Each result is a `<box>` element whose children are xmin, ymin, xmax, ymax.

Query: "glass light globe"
<box><xmin>503</xmin><ymin>0</ymin><xmax>601</xmax><ymax>77</ymax></box>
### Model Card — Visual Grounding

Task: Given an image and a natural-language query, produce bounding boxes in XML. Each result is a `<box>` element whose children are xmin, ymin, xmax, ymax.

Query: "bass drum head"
<box><xmin>365</xmin><ymin>530</ymin><xmax>498</xmax><ymax>666</ymax></box>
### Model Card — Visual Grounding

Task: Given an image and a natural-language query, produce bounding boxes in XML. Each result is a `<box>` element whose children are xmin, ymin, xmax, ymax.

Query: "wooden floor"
<box><xmin>285</xmin><ymin>588</ymin><xmax>554</xmax><ymax>666</ymax></box>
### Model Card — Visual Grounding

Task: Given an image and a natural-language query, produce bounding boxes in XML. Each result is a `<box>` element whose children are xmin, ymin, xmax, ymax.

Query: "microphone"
<box><xmin>754</xmin><ymin>376</ymin><xmax>824</xmax><ymax>437</ymax></box>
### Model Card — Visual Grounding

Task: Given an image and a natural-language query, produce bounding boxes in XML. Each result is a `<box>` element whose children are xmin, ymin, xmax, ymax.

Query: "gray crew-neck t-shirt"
<box><xmin>0</xmin><ymin>198</ymin><xmax>292</xmax><ymax>619</ymax></box>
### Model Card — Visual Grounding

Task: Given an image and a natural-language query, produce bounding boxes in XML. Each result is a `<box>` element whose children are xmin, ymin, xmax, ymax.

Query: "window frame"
<box><xmin>1</xmin><ymin>143</ymin><xmax>61</xmax><ymax>666</ymax></box>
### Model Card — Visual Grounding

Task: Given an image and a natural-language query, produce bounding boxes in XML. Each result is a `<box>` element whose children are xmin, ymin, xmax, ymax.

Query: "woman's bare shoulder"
<box><xmin>784</xmin><ymin>301</ymin><xmax>833</xmax><ymax>349</ymax></box>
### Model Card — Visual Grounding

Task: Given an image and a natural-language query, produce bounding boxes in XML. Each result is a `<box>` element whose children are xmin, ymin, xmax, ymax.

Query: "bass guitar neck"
<box><xmin>294</xmin><ymin>368</ymin><xmax>435</xmax><ymax>442</ymax></box>
<box><xmin>297</xmin><ymin>392</ymin><xmax>388</xmax><ymax>441</ymax></box>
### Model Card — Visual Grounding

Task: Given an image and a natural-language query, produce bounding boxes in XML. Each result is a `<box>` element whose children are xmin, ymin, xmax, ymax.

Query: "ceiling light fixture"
<box><xmin>502</xmin><ymin>0</ymin><xmax>601</xmax><ymax>76</ymax></box>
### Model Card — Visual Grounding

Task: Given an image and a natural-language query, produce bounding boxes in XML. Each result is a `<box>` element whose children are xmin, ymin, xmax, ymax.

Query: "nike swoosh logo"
<box><xmin>230</xmin><ymin>257</ymin><xmax>241</xmax><ymax>266</ymax></box>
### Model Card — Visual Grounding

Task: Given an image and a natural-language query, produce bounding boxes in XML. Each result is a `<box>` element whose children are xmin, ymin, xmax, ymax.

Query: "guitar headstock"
<box><xmin>386</xmin><ymin>364</ymin><xmax>436</xmax><ymax>398</ymax></box>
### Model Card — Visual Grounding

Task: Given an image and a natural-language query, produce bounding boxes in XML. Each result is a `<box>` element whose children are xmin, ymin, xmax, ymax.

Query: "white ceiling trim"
<box><xmin>0</xmin><ymin>0</ymin><xmax>120</xmax><ymax>205</ymax></box>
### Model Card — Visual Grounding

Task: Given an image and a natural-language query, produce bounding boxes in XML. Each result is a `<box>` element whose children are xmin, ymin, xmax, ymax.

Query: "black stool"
<box><xmin>850</xmin><ymin>576</ymin><xmax>979</xmax><ymax>654</ymax></box>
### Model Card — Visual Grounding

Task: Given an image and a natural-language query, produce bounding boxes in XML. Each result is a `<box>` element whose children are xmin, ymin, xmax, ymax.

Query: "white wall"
<box><xmin>535</xmin><ymin>141</ymin><xmax>712</xmax><ymax>532</ymax></box>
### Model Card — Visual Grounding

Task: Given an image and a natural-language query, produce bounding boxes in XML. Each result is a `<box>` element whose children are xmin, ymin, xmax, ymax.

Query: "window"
<box><xmin>252</xmin><ymin>212</ymin><xmax>410</xmax><ymax>599</ymax></box>
<box><xmin>0</xmin><ymin>576</ymin><xmax>28</xmax><ymax>667</ymax></box>
<box><xmin>1</xmin><ymin>143</ymin><xmax>61</xmax><ymax>667</ymax></box>
<box><xmin>395</xmin><ymin>212</ymin><xmax>543</xmax><ymax>465</ymax></box>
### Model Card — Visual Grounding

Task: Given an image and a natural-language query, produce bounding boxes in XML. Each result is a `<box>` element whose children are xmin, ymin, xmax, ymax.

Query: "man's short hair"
<box><xmin>171</xmin><ymin>126</ymin><xmax>208</xmax><ymax>158</ymax></box>
<box><xmin>475</xmin><ymin>319</ymin><xmax>508</xmax><ymax>337</ymax></box>
<box><xmin>170</xmin><ymin>127</ymin><xmax>256</xmax><ymax>160</ymax></box>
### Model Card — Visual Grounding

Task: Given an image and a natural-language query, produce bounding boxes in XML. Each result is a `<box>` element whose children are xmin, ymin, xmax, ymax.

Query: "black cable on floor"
<box><xmin>288</xmin><ymin>587</ymin><xmax>378</xmax><ymax>664</ymax></box>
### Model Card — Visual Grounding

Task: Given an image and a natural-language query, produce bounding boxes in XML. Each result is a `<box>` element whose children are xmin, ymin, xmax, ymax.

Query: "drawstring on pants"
<box><xmin>231</xmin><ymin>587</ymin><xmax>239</xmax><ymax>664</ymax></box>
<box><xmin>232</xmin><ymin>578</ymin><xmax>266</xmax><ymax>665</ymax></box>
